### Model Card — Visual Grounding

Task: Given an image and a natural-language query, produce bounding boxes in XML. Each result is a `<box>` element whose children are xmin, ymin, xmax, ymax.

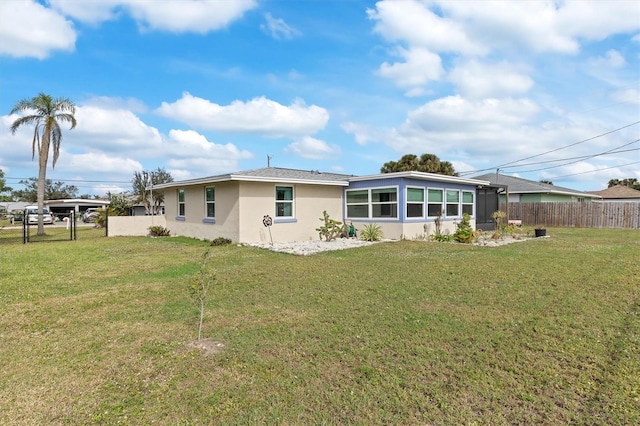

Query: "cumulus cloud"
<box><xmin>368</xmin><ymin>0</ymin><xmax>640</xmax><ymax>95</ymax></box>
<box><xmin>448</xmin><ymin>60</ymin><xmax>534</xmax><ymax>98</ymax></box>
<box><xmin>367</xmin><ymin>0</ymin><xmax>483</xmax><ymax>55</ymax></box>
<box><xmin>50</xmin><ymin>0</ymin><xmax>257</xmax><ymax>33</ymax></box>
<box><xmin>0</xmin><ymin>0</ymin><xmax>76</xmax><ymax>59</ymax></box>
<box><xmin>589</xmin><ymin>50</ymin><xmax>626</xmax><ymax>69</ymax></box>
<box><xmin>261</xmin><ymin>13</ymin><xmax>300</xmax><ymax>40</ymax></box>
<box><xmin>378</xmin><ymin>47</ymin><xmax>444</xmax><ymax>90</ymax></box>
<box><xmin>156</xmin><ymin>93</ymin><xmax>329</xmax><ymax>137</ymax></box>
<box><xmin>71</xmin><ymin>106</ymin><xmax>162</xmax><ymax>152</ymax></box>
<box><xmin>286</xmin><ymin>136</ymin><xmax>341</xmax><ymax>160</ymax></box>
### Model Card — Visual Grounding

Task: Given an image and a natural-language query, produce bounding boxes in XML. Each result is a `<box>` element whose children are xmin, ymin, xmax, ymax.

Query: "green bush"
<box><xmin>360</xmin><ymin>223</ymin><xmax>383</xmax><ymax>242</ymax></box>
<box><xmin>210</xmin><ymin>237</ymin><xmax>232</xmax><ymax>246</ymax></box>
<box><xmin>148</xmin><ymin>225</ymin><xmax>170</xmax><ymax>237</ymax></box>
<box><xmin>453</xmin><ymin>213</ymin><xmax>475</xmax><ymax>244</ymax></box>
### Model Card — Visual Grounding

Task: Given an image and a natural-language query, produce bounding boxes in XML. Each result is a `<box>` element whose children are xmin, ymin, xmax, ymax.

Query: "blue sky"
<box><xmin>1</xmin><ymin>0</ymin><xmax>638</xmax><ymax>196</ymax></box>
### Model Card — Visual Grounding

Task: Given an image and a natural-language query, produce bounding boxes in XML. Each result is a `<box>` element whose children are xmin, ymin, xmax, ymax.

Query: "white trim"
<box><xmin>345</xmin><ymin>185</ymin><xmax>399</xmax><ymax>220</ymax></box>
<box><xmin>349</xmin><ymin>171</ymin><xmax>489</xmax><ymax>186</ymax></box>
<box><xmin>405</xmin><ymin>186</ymin><xmax>425</xmax><ymax>219</ymax></box>
<box><xmin>275</xmin><ymin>185</ymin><xmax>295</xmax><ymax>219</ymax></box>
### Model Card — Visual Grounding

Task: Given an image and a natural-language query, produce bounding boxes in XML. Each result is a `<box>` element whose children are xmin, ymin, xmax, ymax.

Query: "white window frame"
<box><xmin>446</xmin><ymin>189</ymin><xmax>460</xmax><ymax>217</ymax></box>
<box><xmin>346</xmin><ymin>189</ymin><xmax>369</xmax><ymax>218</ymax></box>
<box><xmin>427</xmin><ymin>188</ymin><xmax>444</xmax><ymax>218</ymax></box>
<box><xmin>406</xmin><ymin>186</ymin><xmax>425</xmax><ymax>219</ymax></box>
<box><xmin>275</xmin><ymin>185</ymin><xmax>294</xmax><ymax>218</ymax></box>
<box><xmin>177</xmin><ymin>189</ymin><xmax>185</xmax><ymax>217</ymax></box>
<box><xmin>205</xmin><ymin>186</ymin><xmax>215</xmax><ymax>218</ymax></box>
<box><xmin>462</xmin><ymin>191</ymin><xmax>474</xmax><ymax>216</ymax></box>
<box><xmin>345</xmin><ymin>186</ymin><xmax>399</xmax><ymax>220</ymax></box>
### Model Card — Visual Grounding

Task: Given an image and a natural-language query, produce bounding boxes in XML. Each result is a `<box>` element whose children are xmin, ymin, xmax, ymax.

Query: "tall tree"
<box><xmin>608</xmin><ymin>178</ymin><xmax>640</xmax><ymax>190</ymax></box>
<box><xmin>10</xmin><ymin>93</ymin><xmax>76</xmax><ymax>235</ymax></box>
<box><xmin>0</xmin><ymin>169</ymin><xmax>13</xmax><ymax>202</ymax></box>
<box><xmin>11</xmin><ymin>177</ymin><xmax>78</xmax><ymax>202</ymax></box>
<box><xmin>381</xmin><ymin>153</ymin><xmax>458</xmax><ymax>176</ymax></box>
<box><xmin>132</xmin><ymin>167</ymin><xmax>173</xmax><ymax>214</ymax></box>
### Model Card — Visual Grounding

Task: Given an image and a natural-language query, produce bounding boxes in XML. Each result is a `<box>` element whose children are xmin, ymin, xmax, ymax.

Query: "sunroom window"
<box><xmin>427</xmin><ymin>189</ymin><xmax>443</xmax><ymax>217</ymax></box>
<box><xmin>406</xmin><ymin>187</ymin><xmax>424</xmax><ymax>218</ymax></box>
<box><xmin>446</xmin><ymin>190</ymin><xmax>460</xmax><ymax>217</ymax></box>
<box><xmin>372</xmin><ymin>188</ymin><xmax>397</xmax><ymax>218</ymax></box>
<box><xmin>462</xmin><ymin>191</ymin><xmax>474</xmax><ymax>216</ymax></box>
<box><xmin>346</xmin><ymin>189</ymin><xmax>369</xmax><ymax>218</ymax></box>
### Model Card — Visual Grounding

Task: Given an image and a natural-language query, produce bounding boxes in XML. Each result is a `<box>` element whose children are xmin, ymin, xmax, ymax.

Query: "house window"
<box><xmin>406</xmin><ymin>187</ymin><xmax>424</xmax><ymax>218</ymax></box>
<box><xmin>178</xmin><ymin>189</ymin><xmax>185</xmax><ymax>216</ymax></box>
<box><xmin>346</xmin><ymin>189</ymin><xmax>369</xmax><ymax>218</ymax></box>
<box><xmin>275</xmin><ymin>186</ymin><xmax>294</xmax><ymax>217</ymax></box>
<box><xmin>462</xmin><ymin>191</ymin><xmax>474</xmax><ymax>216</ymax></box>
<box><xmin>372</xmin><ymin>188</ymin><xmax>397</xmax><ymax>218</ymax></box>
<box><xmin>205</xmin><ymin>187</ymin><xmax>215</xmax><ymax>218</ymax></box>
<box><xmin>427</xmin><ymin>189</ymin><xmax>443</xmax><ymax>217</ymax></box>
<box><xmin>446</xmin><ymin>190</ymin><xmax>460</xmax><ymax>217</ymax></box>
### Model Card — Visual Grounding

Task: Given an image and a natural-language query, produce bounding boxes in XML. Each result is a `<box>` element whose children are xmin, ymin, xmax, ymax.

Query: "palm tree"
<box><xmin>10</xmin><ymin>93</ymin><xmax>77</xmax><ymax>235</ymax></box>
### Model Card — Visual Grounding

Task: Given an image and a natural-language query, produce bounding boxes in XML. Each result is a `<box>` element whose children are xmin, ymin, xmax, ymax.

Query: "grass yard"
<box><xmin>0</xmin><ymin>228</ymin><xmax>638</xmax><ymax>425</ymax></box>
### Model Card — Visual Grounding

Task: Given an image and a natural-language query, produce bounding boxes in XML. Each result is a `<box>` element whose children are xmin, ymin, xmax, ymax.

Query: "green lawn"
<box><xmin>1</xmin><ymin>228</ymin><xmax>638</xmax><ymax>425</ymax></box>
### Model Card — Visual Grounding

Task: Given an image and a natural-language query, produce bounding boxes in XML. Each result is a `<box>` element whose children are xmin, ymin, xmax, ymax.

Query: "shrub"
<box><xmin>148</xmin><ymin>225</ymin><xmax>170</xmax><ymax>237</ymax></box>
<box><xmin>360</xmin><ymin>223</ymin><xmax>383</xmax><ymax>242</ymax></box>
<box><xmin>430</xmin><ymin>232</ymin><xmax>453</xmax><ymax>242</ymax></box>
<box><xmin>453</xmin><ymin>213</ymin><xmax>476</xmax><ymax>244</ymax></box>
<box><xmin>210</xmin><ymin>237</ymin><xmax>232</xmax><ymax>246</ymax></box>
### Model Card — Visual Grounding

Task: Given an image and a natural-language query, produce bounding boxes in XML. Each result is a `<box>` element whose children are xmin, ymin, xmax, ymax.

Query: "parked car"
<box><xmin>8</xmin><ymin>210</ymin><xmax>24</xmax><ymax>224</ymax></box>
<box><xmin>82</xmin><ymin>208</ymin><xmax>100</xmax><ymax>223</ymax></box>
<box><xmin>25</xmin><ymin>205</ymin><xmax>54</xmax><ymax>225</ymax></box>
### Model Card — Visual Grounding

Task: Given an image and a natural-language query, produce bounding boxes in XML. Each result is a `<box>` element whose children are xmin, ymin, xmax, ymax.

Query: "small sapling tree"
<box><xmin>190</xmin><ymin>250</ymin><xmax>215</xmax><ymax>340</ymax></box>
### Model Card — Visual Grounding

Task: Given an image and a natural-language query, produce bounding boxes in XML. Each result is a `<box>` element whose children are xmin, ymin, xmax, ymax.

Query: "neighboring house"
<box><xmin>472</xmin><ymin>173</ymin><xmax>601</xmax><ymax>203</ymax></box>
<box><xmin>154</xmin><ymin>167</ymin><xmax>490</xmax><ymax>244</ymax></box>
<box><xmin>45</xmin><ymin>199</ymin><xmax>110</xmax><ymax>217</ymax></box>
<box><xmin>587</xmin><ymin>185</ymin><xmax>640</xmax><ymax>203</ymax></box>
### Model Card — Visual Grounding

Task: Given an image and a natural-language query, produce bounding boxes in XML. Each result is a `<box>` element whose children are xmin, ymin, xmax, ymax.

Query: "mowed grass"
<box><xmin>0</xmin><ymin>228</ymin><xmax>638</xmax><ymax>425</ymax></box>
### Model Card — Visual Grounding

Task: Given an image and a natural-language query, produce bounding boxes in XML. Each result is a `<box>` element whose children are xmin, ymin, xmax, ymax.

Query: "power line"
<box><xmin>549</xmin><ymin>161</ymin><xmax>640</xmax><ymax>180</ymax></box>
<box><xmin>502</xmin><ymin>139</ymin><xmax>640</xmax><ymax>174</ymax></box>
<box><xmin>459</xmin><ymin>120</ymin><xmax>640</xmax><ymax>175</ymax></box>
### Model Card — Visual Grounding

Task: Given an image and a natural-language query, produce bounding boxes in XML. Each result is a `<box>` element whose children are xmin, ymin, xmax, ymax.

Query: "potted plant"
<box><xmin>534</xmin><ymin>226</ymin><xmax>547</xmax><ymax>237</ymax></box>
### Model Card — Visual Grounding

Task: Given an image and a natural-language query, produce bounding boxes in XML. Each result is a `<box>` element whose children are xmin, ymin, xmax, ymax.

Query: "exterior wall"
<box><xmin>238</xmin><ymin>181</ymin><xmax>343</xmax><ymax>243</ymax></box>
<box><xmin>108</xmin><ymin>215</ymin><xmax>166</xmax><ymax>236</ymax></box>
<box><xmin>345</xmin><ymin>177</ymin><xmax>478</xmax><ymax>240</ymax></box>
<box><xmin>160</xmin><ymin>182</ymin><xmax>241</xmax><ymax>241</ymax></box>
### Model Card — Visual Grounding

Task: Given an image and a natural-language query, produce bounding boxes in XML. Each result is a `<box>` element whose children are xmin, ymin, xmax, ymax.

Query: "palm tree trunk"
<box><xmin>36</xmin><ymin>135</ymin><xmax>50</xmax><ymax>236</ymax></box>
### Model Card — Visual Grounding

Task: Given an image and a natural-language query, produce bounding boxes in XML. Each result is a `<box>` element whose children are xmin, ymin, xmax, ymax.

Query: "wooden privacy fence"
<box><xmin>499</xmin><ymin>202</ymin><xmax>640</xmax><ymax>229</ymax></box>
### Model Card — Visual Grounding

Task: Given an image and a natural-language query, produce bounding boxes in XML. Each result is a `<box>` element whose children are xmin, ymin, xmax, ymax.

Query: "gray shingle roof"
<box><xmin>232</xmin><ymin>167</ymin><xmax>353</xmax><ymax>182</ymax></box>
<box><xmin>472</xmin><ymin>173</ymin><xmax>600</xmax><ymax>198</ymax></box>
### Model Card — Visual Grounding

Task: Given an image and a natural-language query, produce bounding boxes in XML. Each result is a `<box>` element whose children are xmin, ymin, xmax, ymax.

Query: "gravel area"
<box><xmin>247</xmin><ymin>234</ymin><xmax>544</xmax><ymax>255</ymax></box>
<box><xmin>247</xmin><ymin>238</ymin><xmax>379</xmax><ymax>256</ymax></box>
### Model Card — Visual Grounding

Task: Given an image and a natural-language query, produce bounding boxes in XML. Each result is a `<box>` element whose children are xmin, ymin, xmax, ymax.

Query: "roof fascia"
<box><xmin>349</xmin><ymin>171</ymin><xmax>490</xmax><ymax>186</ymax></box>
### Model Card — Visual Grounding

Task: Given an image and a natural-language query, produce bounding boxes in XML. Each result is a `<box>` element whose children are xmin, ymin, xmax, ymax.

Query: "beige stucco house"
<box><xmin>154</xmin><ymin>167</ymin><xmax>490</xmax><ymax>244</ymax></box>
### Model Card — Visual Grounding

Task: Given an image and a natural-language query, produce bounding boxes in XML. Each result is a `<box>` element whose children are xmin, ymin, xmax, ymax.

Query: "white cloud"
<box><xmin>0</xmin><ymin>0</ymin><xmax>76</xmax><ymax>59</ymax></box>
<box><xmin>156</xmin><ymin>93</ymin><xmax>329</xmax><ymax>137</ymax></box>
<box><xmin>448</xmin><ymin>60</ymin><xmax>534</xmax><ymax>98</ymax></box>
<box><xmin>367</xmin><ymin>0</ymin><xmax>484</xmax><ymax>55</ymax></box>
<box><xmin>286</xmin><ymin>136</ymin><xmax>341</xmax><ymax>160</ymax></box>
<box><xmin>369</xmin><ymin>0</ymin><xmax>640</xmax><ymax>95</ymax></box>
<box><xmin>589</xmin><ymin>50</ymin><xmax>626</xmax><ymax>69</ymax></box>
<box><xmin>71</xmin><ymin>106</ymin><xmax>162</xmax><ymax>152</ymax></box>
<box><xmin>378</xmin><ymin>47</ymin><xmax>444</xmax><ymax>89</ymax></box>
<box><xmin>261</xmin><ymin>13</ymin><xmax>300</xmax><ymax>40</ymax></box>
<box><xmin>50</xmin><ymin>0</ymin><xmax>257</xmax><ymax>33</ymax></box>
<box><xmin>162</xmin><ymin>129</ymin><xmax>253</xmax><ymax>179</ymax></box>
